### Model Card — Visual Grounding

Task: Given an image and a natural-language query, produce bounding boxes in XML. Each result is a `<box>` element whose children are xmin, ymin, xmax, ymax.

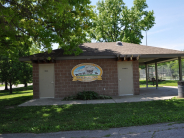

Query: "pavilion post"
<box><xmin>155</xmin><ymin>62</ymin><xmax>158</xmax><ymax>89</ymax></box>
<box><xmin>178</xmin><ymin>57</ymin><xmax>182</xmax><ymax>81</ymax></box>
<box><xmin>145</xmin><ymin>64</ymin><xmax>148</xmax><ymax>88</ymax></box>
<box><xmin>148</xmin><ymin>65</ymin><xmax>149</xmax><ymax>81</ymax></box>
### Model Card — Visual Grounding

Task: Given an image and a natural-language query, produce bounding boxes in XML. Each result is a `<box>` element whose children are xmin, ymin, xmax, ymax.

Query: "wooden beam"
<box><xmin>144</xmin><ymin>58</ymin><xmax>173</xmax><ymax>65</ymax></box>
<box><xmin>145</xmin><ymin>64</ymin><xmax>148</xmax><ymax>88</ymax></box>
<box><xmin>155</xmin><ymin>62</ymin><xmax>158</xmax><ymax>89</ymax></box>
<box><xmin>117</xmin><ymin>55</ymin><xmax>139</xmax><ymax>61</ymax></box>
<box><xmin>117</xmin><ymin>55</ymin><xmax>122</xmax><ymax>61</ymax></box>
<box><xmin>31</xmin><ymin>60</ymin><xmax>37</xmax><ymax>63</ymax></box>
<box><xmin>178</xmin><ymin>57</ymin><xmax>182</xmax><ymax>81</ymax></box>
<box><xmin>148</xmin><ymin>65</ymin><xmax>149</xmax><ymax>81</ymax></box>
<box><xmin>130</xmin><ymin>55</ymin><xmax>133</xmax><ymax>60</ymax></box>
<box><xmin>51</xmin><ymin>59</ymin><xmax>56</xmax><ymax>63</ymax></box>
<box><xmin>124</xmin><ymin>55</ymin><xmax>127</xmax><ymax>60</ymax></box>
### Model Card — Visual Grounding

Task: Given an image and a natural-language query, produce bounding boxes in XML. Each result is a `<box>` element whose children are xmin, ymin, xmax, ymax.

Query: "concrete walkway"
<box><xmin>19</xmin><ymin>86</ymin><xmax>178</xmax><ymax>106</ymax></box>
<box><xmin>1</xmin><ymin>122</ymin><xmax>184</xmax><ymax>138</ymax></box>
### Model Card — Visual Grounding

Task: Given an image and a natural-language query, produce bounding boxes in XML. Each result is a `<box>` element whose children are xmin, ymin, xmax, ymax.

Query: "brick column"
<box><xmin>133</xmin><ymin>60</ymin><xmax>140</xmax><ymax>95</ymax></box>
<box><xmin>33</xmin><ymin>64</ymin><xmax>39</xmax><ymax>99</ymax></box>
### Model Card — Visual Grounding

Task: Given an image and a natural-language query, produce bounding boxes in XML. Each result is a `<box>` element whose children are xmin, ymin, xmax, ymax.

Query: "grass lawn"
<box><xmin>139</xmin><ymin>80</ymin><xmax>178</xmax><ymax>88</ymax></box>
<box><xmin>1</xmin><ymin>84</ymin><xmax>184</xmax><ymax>134</ymax></box>
<box><xmin>0</xmin><ymin>84</ymin><xmax>5</xmax><ymax>87</ymax></box>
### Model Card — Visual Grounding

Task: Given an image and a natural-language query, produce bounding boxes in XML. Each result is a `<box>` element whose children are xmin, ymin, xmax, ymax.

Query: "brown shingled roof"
<box><xmin>19</xmin><ymin>42</ymin><xmax>184</xmax><ymax>63</ymax></box>
<box><xmin>81</xmin><ymin>42</ymin><xmax>184</xmax><ymax>55</ymax></box>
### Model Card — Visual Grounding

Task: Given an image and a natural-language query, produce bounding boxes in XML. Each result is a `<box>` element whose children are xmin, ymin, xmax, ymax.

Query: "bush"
<box><xmin>99</xmin><ymin>95</ymin><xmax>112</xmax><ymax>99</ymax></box>
<box><xmin>62</xmin><ymin>91</ymin><xmax>112</xmax><ymax>101</ymax></box>
<box><xmin>63</xmin><ymin>96</ymin><xmax>77</xmax><ymax>101</ymax></box>
<box><xmin>76</xmin><ymin>91</ymin><xmax>99</xmax><ymax>100</ymax></box>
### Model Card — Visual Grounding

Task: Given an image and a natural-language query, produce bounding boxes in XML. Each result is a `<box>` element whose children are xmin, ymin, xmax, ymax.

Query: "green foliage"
<box><xmin>89</xmin><ymin>0</ymin><xmax>155</xmax><ymax>44</ymax></box>
<box><xmin>63</xmin><ymin>96</ymin><xmax>77</xmax><ymax>101</ymax></box>
<box><xmin>63</xmin><ymin>91</ymin><xmax>112</xmax><ymax>100</ymax></box>
<box><xmin>139</xmin><ymin>80</ymin><xmax>178</xmax><ymax>88</ymax></box>
<box><xmin>0</xmin><ymin>0</ymin><xmax>93</xmax><ymax>55</ymax></box>
<box><xmin>77</xmin><ymin>91</ymin><xmax>99</xmax><ymax>100</ymax></box>
<box><xmin>0</xmin><ymin>57</ymin><xmax>21</xmax><ymax>88</ymax></box>
<box><xmin>0</xmin><ymin>85</ymin><xmax>33</xmax><ymax>109</ymax></box>
<box><xmin>99</xmin><ymin>95</ymin><xmax>112</xmax><ymax>99</ymax></box>
<box><xmin>29</xmin><ymin>43</ymin><xmax>41</xmax><ymax>55</ymax></box>
<box><xmin>0</xmin><ymin>38</ymin><xmax>32</xmax><ymax>93</ymax></box>
<box><xmin>19</xmin><ymin>62</ymin><xmax>33</xmax><ymax>85</ymax></box>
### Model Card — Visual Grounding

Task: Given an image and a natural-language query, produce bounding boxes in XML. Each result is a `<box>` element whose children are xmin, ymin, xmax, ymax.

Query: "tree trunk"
<box><xmin>24</xmin><ymin>82</ymin><xmax>27</xmax><ymax>87</ymax></box>
<box><xmin>5</xmin><ymin>81</ymin><xmax>8</xmax><ymax>90</ymax></box>
<box><xmin>9</xmin><ymin>81</ymin><xmax>12</xmax><ymax>94</ymax></box>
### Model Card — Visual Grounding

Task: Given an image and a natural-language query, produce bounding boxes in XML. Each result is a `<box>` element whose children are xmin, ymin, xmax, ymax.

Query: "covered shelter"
<box><xmin>20</xmin><ymin>42</ymin><xmax>184</xmax><ymax>99</ymax></box>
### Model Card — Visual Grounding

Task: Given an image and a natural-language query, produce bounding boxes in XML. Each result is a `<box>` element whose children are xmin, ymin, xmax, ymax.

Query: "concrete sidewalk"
<box><xmin>19</xmin><ymin>87</ymin><xmax>178</xmax><ymax>106</ymax></box>
<box><xmin>1</xmin><ymin>122</ymin><xmax>184</xmax><ymax>138</ymax></box>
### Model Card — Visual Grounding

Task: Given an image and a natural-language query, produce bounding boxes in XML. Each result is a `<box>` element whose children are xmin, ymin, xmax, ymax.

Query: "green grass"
<box><xmin>1</xmin><ymin>86</ymin><xmax>184</xmax><ymax>133</ymax></box>
<box><xmin>0</xmin><ymin>84</ymin><xmax>5</xmax><ymax>87</ymax></box>
<box><xmin>0</xmin><ymin>86</ymin><xmax>33</xmax><ymax>108</ymax></box>
<box><xmin>139</xmin><ymin>80</ymin><xmax>178</xmax><ymax>88</ymax></box>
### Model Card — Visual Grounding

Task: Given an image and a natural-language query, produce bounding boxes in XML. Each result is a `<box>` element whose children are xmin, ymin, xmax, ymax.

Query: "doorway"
<box><xmin>117</xmin><ymin>61</ymin><xmax>134</xmax><ymax>96</ymax></box>
<box><xmin>39</xmin><ymin>64</ymin><xmax>55</xmax><ymax>98</ymax></box>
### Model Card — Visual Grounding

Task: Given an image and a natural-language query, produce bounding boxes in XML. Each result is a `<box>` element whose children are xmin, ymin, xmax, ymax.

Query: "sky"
<box><xmin>53</xmin><ymin>0</ymin><xmax>184</xmax><ymax>51</ymax></box>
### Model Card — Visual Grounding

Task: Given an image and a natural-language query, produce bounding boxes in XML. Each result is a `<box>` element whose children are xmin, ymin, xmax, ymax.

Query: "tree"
<box><xmin>0</xmin><ymin>35</ymin><xmax>33</xmax><ymax>93</ymax></box>
<box><xmin>0</xmin><ymin>56</ymin><xmax>9</xmax><ymax>90</ymax></box>
<box><xmin>89</xmin><ymin>0</ymin><xmax>155</xmax><ymax>44</ymax></box>
<box><xmin>19</xmin><ymin>46</ymin><xmax>33</xmax><ymax>88</ymax></box>
<box><xmin>0</xmin><ymin>0</ymin><xmax>93</xmax><ymax>55</ymax></box>
<box><xmin>19</xmin><ymin>62</ymin><xmax>32</xmax><ymax>87</ymax></box>
<box><xmin>0</xmin><ymin>56</ymin><xmax>21</xmax><ymax>94</ymax></box>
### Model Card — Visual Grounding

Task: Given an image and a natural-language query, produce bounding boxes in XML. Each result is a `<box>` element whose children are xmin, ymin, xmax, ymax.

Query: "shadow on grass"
<box><xmin>0</xmin><ymin>86</ymin><xmax>33</xmax><ymax>96</ymax></box>
<box><xmin>1</xmin><ymin>98</ymin><xmax>184</xmax><ymax>133</ymax></box>
<box><xmin>0</xmin><ymin>95</ymin><xmax>33</xmax><ymax>109</ymax></box>
<box><xmin>0</xmin><ymin>85</ymin><xmax>33</xmax><ymax>108</ymax></box>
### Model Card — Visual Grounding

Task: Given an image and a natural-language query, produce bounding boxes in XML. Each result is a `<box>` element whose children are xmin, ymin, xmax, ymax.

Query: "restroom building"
<box><xmin>19</xmin><ymin>42</ymin><xmax>184</xmax><ymax>99</ymax></box>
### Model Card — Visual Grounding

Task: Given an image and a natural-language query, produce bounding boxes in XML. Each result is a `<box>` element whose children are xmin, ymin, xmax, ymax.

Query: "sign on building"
<box><xmin>71</xmin><ymin>63</ymin><xmax>103</xmax><ymax>82</ymax></box>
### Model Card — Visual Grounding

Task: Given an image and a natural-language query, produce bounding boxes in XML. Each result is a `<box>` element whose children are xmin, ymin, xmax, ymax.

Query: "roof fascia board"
<box><xmin>19</xmin><ymin>56</ymin><xmax>116</xmax><ymax>62</ymax></box>
<box><xmin>20</xmin><ymin>55</ymin><xmax>184</xmax><ymax>62</ymax></box>
<box><xmin>144</xmin><ymin>58</ymin><xmax>175</xmax><ymax>65</ymax></box>
<box><xmin>140</xmin><ymin>54</ymin><xmax>184</xmax><ymax>58</ymax></box>
<box><xmin>56</xmin><ymin>56</ymin><xmax>116</xmax><ymax>60</ymax></box>
<box><xmin>19</xmin><ymin>58</ymin><xmax>30</xmax><ymax>62</ymax></box>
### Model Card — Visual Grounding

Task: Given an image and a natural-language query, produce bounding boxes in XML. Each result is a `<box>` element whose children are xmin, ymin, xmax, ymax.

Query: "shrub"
<box><xmin>99</xmin><ymin>95</ymin><xmax>112</xmax><ymax>99</ymax></box>
<box><xmin>62</xmin><ymin>91</ymin><xmax>112</xmax><ymax>101</ymax></box>
<box><xmin>63</xmin><ymin>96</ymin><xmax>77</xmax><ymax>101</ymax></box>
<box><xmin>76</xmin><ymin>91</ymin><xmax>99</xmax><ymax>100</ymax></box>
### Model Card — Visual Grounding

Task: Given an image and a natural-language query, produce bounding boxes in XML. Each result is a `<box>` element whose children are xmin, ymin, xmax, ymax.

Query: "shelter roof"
<box><xmin>19</xmin><ymin>42</ymin><xmax>184</xmax><ymax>65</ymax></box>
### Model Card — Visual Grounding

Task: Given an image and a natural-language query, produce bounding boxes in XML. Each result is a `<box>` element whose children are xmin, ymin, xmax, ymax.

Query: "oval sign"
<box><xmin>71</xmin><ymin>63</ymin><xmax>103</xmax><ymax>82</ymax></box>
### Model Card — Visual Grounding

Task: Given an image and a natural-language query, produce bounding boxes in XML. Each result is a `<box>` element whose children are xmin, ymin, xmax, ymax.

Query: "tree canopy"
<box><xmin>0</xmin><ymin>0</ymin><xmax>93</xmax><ymax>55</ymax></box>
<box><xmin>89</xmin><ymin>0</ymin><xmax>155</xmax><ymax>44</ymax></box>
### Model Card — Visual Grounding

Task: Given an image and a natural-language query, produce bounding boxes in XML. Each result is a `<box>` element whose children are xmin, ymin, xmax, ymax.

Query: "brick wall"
<box><xmin>33</xmin><ymin>63</ymin><xmax>39</xmax><ymax>99</ymax></box>
<box><xmin>32</xmin><ymin>59</ymin><xmax>140</xmax><ymax>98</ymax></box>
<box><xmin>54</xmin><ymin>59</ymin><xmax>119</xmax><ymax>98</ymax></box>
<box><xmin>132</xmin><ymin>60</ymin><xmax>140</xmax><ymax>95</ymax></box>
